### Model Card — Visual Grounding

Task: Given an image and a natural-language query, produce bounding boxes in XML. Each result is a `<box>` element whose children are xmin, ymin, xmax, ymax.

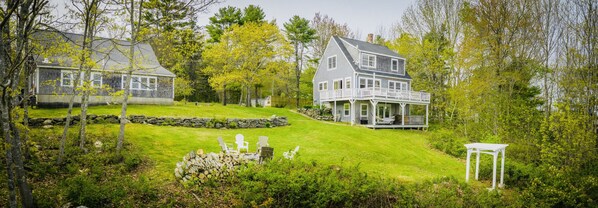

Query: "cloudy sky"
<box><xmin>196</xmin><ymin>0</ymin><xmax>414</xmax><ymax>40</ymax></box>
<box><xmin>52</xmin><ymin>0</ymin><xmax>415</xmax><ymax>40</ymax></box>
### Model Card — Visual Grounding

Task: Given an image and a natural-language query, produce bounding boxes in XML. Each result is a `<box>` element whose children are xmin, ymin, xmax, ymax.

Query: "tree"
<box><xmin>203</xmin><ymin>22</ymin><xmax>291</xmax><ymax>107</ymax></box>
<box><xmin>142</xmin><ymin>0</ymin><xmax>220</xmax><ymax>32</ymax></box>
<box><xmin>241</xmin><ymin>4</ymin><xmax>265</xmax><ymax>23</ymax></box>
<box><xmin>175</xmin><ymin>77</ymin><xmax>195</xmax><ymax>102</ymax></box>
<box><xmin>205</xmin><ymin>6</ymin><xmax>242</xmax><ymax>43</ymax></box>
<box><xmin>117</xmin><ymin>0</ymin><xmax>144</xmax><ymax>153</ymax></box>
<box><xmin>205</xmin><ymin>5</ymin><xmax>266</xmax><ymax>43</ymax></box>
<box><xmin>204</xmin><ymin>5</ymin><xmax>267</xmax><ymax>105</ymax></box>
<box><xmin>1</xmin><ymin>0</ymin><xmax>50</xmax><ymax>206</ymax></box>
<box><xmin>284</xmin><ymin>15</ymin><xmax>316</xmax><ymax>108</ymax></box>
<box><xmin>310</xmin><ymin>13</ymin><xmax>354</xmax><ymax>62</ymax></box>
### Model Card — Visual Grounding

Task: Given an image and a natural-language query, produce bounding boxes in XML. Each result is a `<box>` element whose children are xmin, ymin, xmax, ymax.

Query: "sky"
<box><xmin>196</xmin><ymin>0</ymin><xmax>415</xmax><ymax>40</ymax></box>
<box><xmin>52</xmin><ymin>0</ymin><xmax>415</xmax><ymax>40</ymax></box>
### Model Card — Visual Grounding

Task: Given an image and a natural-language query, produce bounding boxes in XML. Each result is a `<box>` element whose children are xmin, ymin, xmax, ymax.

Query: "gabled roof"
<box><xmin>332</xmin><ymin>36</ymin><xmax>411</xmax><ymax>79</ymax></box>
<box><xmin>338</xmin><ymin>37</ymin><xmax>405</xmax><ymax>58</ymax></box>
<box><xmin>34</xmin><ymin>31</ymin><xmax>175</xmax><ymax>77</ymax></box>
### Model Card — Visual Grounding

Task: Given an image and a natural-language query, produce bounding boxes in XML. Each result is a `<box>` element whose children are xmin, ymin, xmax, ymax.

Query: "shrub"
<box><xmin>428</xmin><ymin>129</ymin><xmax>468</xmax><ymax>157</ymax></box>
<box><xmin>228</xmin><ymin>121</ymin><xmax>238</xmax><ymax>129</ymax></box>
<box><xmin>232</xmin><ymin>159</ymin><xmax>399</xmax><ymax>207</ymax></box>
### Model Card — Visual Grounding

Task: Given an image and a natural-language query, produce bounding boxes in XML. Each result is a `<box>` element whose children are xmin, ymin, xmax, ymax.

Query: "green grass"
<box><xmin>31</xmin><ymin>103</ymin><xmax>464</xmax><ymax>182</ymax></box>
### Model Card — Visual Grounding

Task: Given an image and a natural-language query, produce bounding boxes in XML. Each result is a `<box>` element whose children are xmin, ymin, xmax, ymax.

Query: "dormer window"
<box><xmin>327</xmin><ymin>56</ymin><xmax>337</xmax><ymax>70</ymax></box>
<box><xmin>391</xmin><ymin>59</ymin><xmax>399</xmax><ymax>72</ymax></box>
<box><xmin>361</xmin><ymin>53</ymin><xmax>376</xmax><ymax>68</ymax></box>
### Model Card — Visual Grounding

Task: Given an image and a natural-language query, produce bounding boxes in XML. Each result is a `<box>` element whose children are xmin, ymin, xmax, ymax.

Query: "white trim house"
<box><xmin>31</xmin><ymin>31</ymin><xmax>175</xmax><ymax>107</ymax></box>
<box><xmin>312</xmin><ymin>36</ymin><xmax>430</xmax><ymax>129</ymax></box>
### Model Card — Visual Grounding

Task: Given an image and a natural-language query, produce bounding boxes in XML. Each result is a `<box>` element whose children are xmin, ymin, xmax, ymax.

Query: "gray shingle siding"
<box><xmin>313</xmin><ymin>38</ymin><xmax>356</xmax><ymax>103</ymax></box>
<box><xmin>37</xmin><ymin>67</ymin><xmax>173</xmax><ymax>99</ymax></box>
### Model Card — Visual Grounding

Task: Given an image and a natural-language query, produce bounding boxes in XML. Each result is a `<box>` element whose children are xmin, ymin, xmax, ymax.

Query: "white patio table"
<box><xmin>464</xmin><ymin>143</ymin><xmax>508</xmax><ymax>189</ymax></box>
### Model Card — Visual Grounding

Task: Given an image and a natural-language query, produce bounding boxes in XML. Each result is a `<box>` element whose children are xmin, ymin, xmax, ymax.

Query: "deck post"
<box><xmin>333</xmin><ymin>100</ymin><xmax>337</xmax><ymax>122</ymax></box>
<box><xmin>400</xmin><ymin>102</ymin><xmax>406</xmax><ymax>126</ymax></box>
<box><xmin>370</xmin><ymin>100</ymin><xmax>378</xmax><ymax>126</ymax></box>
<box><xmin>426</xmin><ymin>104</ymin><xmax>429</xmax><ymax>126</ymax></box>
<box><xmin>349</xmin><ymin>99</ymin><xmax>355</xmax><ymax>126</ymax></box>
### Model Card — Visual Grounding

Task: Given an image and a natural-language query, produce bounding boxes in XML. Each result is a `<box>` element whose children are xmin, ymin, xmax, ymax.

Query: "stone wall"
<box><xmin>297</xmin><ymin>108</ymin><xmax>334</xmax><ymax>121</ymax></box>
<box><xmin>29</xmin><ymin>114</ymin><xmax>288</xmax><ymax>129</ymax></box>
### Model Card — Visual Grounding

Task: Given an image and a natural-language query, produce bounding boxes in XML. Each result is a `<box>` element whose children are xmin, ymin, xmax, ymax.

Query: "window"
<box><xmin>344</xmin><ymin>103</ymin><xmax>350</xmax><ymax>116</ymax></box>
<box><xmin>389</xmin><ymin>81</ymin><xmax>397</xmax><ymax>90</ymax></box>
<box><xmin>61</xmin><ymin>71</ymin><xmax>73</xmax><ymax>87</ymax></box>
<box><xmin>361</xmin><ymin>53</ymin><xmax>376</xmax><ymax>68</ymax></box>
<box><xmin>391</xmin><ymin>59</ymin><xmax>399</xmax><ymax>72</ymax></box>
<box><xmin>318</xmin><ymin>81</ymin><xmax>328</xmax><ymax>91</ymax></box>
<box><xmin>91</xmin><ymin>72</ymin><xmax>102</xmax><ymax>88</ymax></box>
<box><xmin>327</xmin><ymin>56</ymin><xmax>337</xmax><ymax>70</ymax></box>
<box><xmin>345</xmin><ymin>77</ymin><xmax>351</xmax><ymax>89</ymax></box>
<box><xmin>360</xmin><ymin>104</ymin><xmax>368</xmax><ymax>117</ymax></box>
<box><xmin>333</xmin><ymin>79</ymin><xmax>342</xmax><ymax>90</ymax></box>
<box><xmin>359</xmin><ymin>78</ymin><xmax>380</xmax><ymax>89</ymax></box>
<box><xmin>122</xmin><ymin>75</ymin><xmax>158</xmax><ymax>90</ymax></box>
<box><xmin>359</xmin><ymin>78</ymin><xmax>367</xmax><ymax>88</ymax></box>
<box><xmin>389</xmin><ymin>81</ymin><xmax>408</xmax><ymax>90</ymax></box>
<box><xmin>149</xmin><ymin>77</ymin><xmax>157</xmax><ymax>89</ymax></box>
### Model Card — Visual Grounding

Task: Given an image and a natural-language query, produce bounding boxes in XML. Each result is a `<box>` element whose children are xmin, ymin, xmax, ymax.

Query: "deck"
<box><xmin>320</xmin><ymin>88</ymin><xmax>430</xmax><ymax>104</ymax></box>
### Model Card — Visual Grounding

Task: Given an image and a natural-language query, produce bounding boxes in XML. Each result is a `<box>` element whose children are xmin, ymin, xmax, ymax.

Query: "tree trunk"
<box><xmin>1</xmin><ymin>101</ymin><xmax>17</xmax><ymax>208</ymax></box>
<box><xmin>117</xmin><ymin>0</ymin><xmax>143</xmax><ymax>153</ymax></box>
<box><xmin>246</xmin><ymin>85</ymin><xmax>251</xmax><ymax>107</ymax></box>
<box><xmin>294</xmin><ymin>42</ymin><xmax>300</xmax><ymax>108</ymax></box>
<box><xmin>79</xmin><ymin>68</ymin><xmax>92</xmax><ymax>151</ymax></box>
<box><xmin>222</xmin><ymin>83</ymin><xmax>227</xmax><ymax>106</ymax></box>
<box><xmin>255</xmin><ymin>85</ymin><xmax>259</xmax><ymax>106</ymax></box>
<box><xmin>22</xmin><ymin>59</ymin><xmax>32</xmax><ymax>161</ymax></box>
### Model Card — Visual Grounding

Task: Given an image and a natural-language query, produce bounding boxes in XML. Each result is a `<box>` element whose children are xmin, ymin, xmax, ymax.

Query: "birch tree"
<box><xmin>116</xmin><ymin>0</ymin><xmax>143</xmax><ymax>153</ymax></box>
<box><xmin>1</xmin><ymin>0</ymin><xmax>49</xmax><ymax>206</ymax></box>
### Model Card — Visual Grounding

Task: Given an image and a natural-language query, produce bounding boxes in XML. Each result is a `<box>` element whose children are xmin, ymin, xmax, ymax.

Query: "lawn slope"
<box><xmin>32</xmin><ymin>103</ymin><xmax>463</xmax><ymax>181</ymax></box>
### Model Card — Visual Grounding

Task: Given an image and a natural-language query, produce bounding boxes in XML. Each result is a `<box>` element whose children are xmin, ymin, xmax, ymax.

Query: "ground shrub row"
<box><xmin>188</xmin><ymin>159</ymin><xmax>521</xmax><ymax>208</ymax></box>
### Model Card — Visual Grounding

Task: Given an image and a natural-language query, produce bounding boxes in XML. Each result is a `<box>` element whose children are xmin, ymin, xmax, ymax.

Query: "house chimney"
<box><xmin>367</xmin><ymin>33</ymin><xmax>373</xmax><ymax>43</ymax></box>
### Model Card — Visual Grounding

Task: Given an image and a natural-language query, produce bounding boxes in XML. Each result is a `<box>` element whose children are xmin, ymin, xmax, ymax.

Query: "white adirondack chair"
<box><xmin>283</xmin><ymin>146</ymin><xmax>300</xmax><ymax>159</ymax></box>
<box><xmin>217</xmin><ymin>136</ymin><xmax>236</xmax><ymax>154</ymax></box>
<box><xmin>235</xmin><ymin>134</ymin><xmax>249</xmax><ymax>153</ymax></box>
<box><xmin>257</xmin><ymin>136</ymin><xmax>269</xmax><ymax>152</ymax></box>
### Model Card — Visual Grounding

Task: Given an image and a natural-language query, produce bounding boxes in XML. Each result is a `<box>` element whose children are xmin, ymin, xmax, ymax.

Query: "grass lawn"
<box><xmin>31</xmin><ymin>103</ymin><xmax>464</xmax><ymax>182</ymax></box>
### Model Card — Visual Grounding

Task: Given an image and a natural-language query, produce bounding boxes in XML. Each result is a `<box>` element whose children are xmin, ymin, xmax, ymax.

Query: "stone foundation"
<box><xmin>29</xmin><ymin>114</ymin><xmax>288</xmax><ymax>129</ymax></box>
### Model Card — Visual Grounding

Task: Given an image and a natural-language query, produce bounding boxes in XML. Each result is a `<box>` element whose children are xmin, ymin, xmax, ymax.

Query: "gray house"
<box><xmin>312</xmin><ymin>35</ymin><xmax>430</xmax><ymax>128</ymax></box>
<box><xmin>32</xmin><ymin>32</ymin><xmax>175</xmax><ymax>107</ymax></box>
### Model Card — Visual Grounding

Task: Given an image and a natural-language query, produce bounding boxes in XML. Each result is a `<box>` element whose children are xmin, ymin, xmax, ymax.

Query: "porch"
<box><xmin>328</xmin><ymin>100</ymin><xmax>429</xmax><ymax>129</ymax></box>
<box><xmin>320</xmin><ymin>88</ymin><xmax>431</xmax><ymax>103</ymax></box>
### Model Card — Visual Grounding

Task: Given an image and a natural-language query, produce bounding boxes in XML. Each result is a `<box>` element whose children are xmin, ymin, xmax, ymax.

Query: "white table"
<box><xmin>464</xmin><ymin>143</ymin><xmax>508</xmax><ymax>189</ymax></box>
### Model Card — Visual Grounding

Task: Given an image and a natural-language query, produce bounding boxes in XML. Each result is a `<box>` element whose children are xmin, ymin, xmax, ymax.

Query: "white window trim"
<box><xmin>91</xmin><ymin>72</ymin><xmax>103</xmax><ymax>88</ymax></box>
<box><xmin>122</xmin><ymin>75</ymin><xmax>158</xmax><ymax>91</ymax></box>
<box><xmin>333</xmin><ymin>78</ymin><xmax>343</xmax><ymax>90</ymax></box>
<box><xmin>318</xmin><ymin>81</ymin><xmax>328</xmax><ymax>91</ymax></box>
<box><xmin>360</xmin><ymin>103</ymin><xmax>368</xmax><ymax>118</ymax></box>
<box><xmin>361</xmin><ymin>53</ymin><xmax>376</xmax><ymax>68</ymax></box>
<box><xmin>327</xmin><ymin>55</ymin><xmax>337</xmax><ymax>70</ymax></box>
<box><xmin>391</xmin><ymin>59</ymin><xmax>399</xmax><ymax>72</ymax></box>
<box><xmin>60</xmin><ymin>70</ymin><xmax>73</xmax><ymax>87</ymax></box>
<box><xmin>344</xmin><ymin>77</ymin><xmax>351</xmax><ymax>89</ymax></box>
<box><xmin>343</xmin><ymin>103</ymin><xmax>350</xmax><ymax>117</ymax></box>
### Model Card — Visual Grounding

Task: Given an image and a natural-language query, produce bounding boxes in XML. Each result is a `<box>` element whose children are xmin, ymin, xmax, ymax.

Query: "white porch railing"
<box><xmin>320</xmin><ymin>87</ymin><xmax>431</xmax><ymax>103</ymax></box>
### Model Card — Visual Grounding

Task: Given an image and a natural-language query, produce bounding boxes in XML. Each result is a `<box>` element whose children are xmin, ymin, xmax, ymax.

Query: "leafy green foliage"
<box><xmin>206</xmin><ymin>5</ymin><xmax>266</xmax><ymax>43</ymax></box>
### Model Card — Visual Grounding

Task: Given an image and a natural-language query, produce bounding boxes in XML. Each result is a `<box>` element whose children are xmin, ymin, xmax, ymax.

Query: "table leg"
<box><xmin>466</xmin><ymin>149</ymin><xmax>471</xmax><ymax>182</ymax></box>
<box><xmin>475</xmin><ymin>149</ymin><xmax>480</xmax><ymax>180</ymax></box>
<box><xmin>492</xmin><ymin>152</ymin><xmax>497</xmax><ymax>189</ymax></box>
